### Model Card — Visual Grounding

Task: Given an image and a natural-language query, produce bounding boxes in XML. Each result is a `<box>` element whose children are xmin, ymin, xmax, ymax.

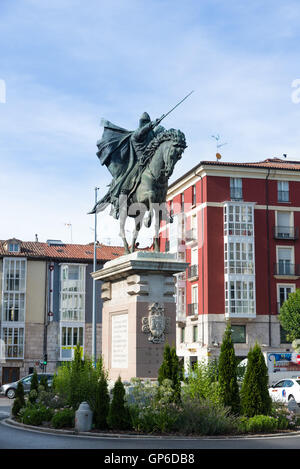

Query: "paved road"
<box><xmin>0</xmin><ymin>397</ymin><xmax>11</xmax><ymax>421</ymax></box>
<box><xmin>1</xmin><ymin>396</ymin><xmax>300</xmax><ymax>450</ymax></box>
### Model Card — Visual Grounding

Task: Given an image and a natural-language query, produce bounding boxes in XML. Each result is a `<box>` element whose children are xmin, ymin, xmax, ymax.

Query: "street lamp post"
<box><xmin>92</xmin><ymin>186</ymin><xmax>99</xmax><ymax>367</ymax></box>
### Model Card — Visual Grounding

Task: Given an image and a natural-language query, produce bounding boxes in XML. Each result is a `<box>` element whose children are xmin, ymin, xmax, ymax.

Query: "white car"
<box><xmin>269</xmin><ymin>378</ymin><xmax>300</xmax><ymax>404</ymax></box>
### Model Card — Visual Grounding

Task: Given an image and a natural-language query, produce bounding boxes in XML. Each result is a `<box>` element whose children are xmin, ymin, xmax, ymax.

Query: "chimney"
<box><xmin>35</xmin><ymin>234</ymin><xmax>39</xmax><ymax>242</ymax></box>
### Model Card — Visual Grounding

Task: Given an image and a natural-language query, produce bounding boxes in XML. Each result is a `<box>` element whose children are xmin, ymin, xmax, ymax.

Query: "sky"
<box><xmin>0</xmin><ymin>0</ymin><xmax>300</xmax><ymax>246</ymax></box>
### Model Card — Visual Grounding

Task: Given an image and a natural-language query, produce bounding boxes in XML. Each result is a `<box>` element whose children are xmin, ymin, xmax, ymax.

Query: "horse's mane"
<box><xmin>141</xmin><ymin>128</ymin><xmax>187</xmax><ymax>164</ymax></box>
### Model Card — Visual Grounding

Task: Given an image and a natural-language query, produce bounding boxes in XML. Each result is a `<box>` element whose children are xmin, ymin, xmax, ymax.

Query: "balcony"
<box><xmin>185</xmin><ymin>228</ymin><xmax>197</xmax><ymax>244</ymax></box>
<box><xmin>273</xmin><ymin>226</ymin><xmax>299</xmax><ymax>240</ymax></box>
<box><xmin>187</xmin><ymin>303</ymin><xmax>198</xmax><ymax>316</ymax></box>
<box><xmin>188</xmin><ymin>264</ymin><xmax>198</xmax><ymax>280</ymax></box>
<box><xmin>176</xmin><ymin>309</ymin><xmax>186</xmax><ymax>323</ymax></box>
<box><xmin>274</xmin><ymin>263</ymin><xmax>300</xmax><ymax>277</ymax></box>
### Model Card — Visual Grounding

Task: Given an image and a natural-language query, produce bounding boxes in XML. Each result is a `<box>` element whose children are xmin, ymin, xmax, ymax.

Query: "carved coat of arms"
<box><xmin>142</xmin><ymin>303</ymin><xmax>170</xmax><ymax>344</ymax></box>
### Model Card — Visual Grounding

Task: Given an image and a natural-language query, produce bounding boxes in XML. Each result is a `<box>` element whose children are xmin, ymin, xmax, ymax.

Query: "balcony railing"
<box><xmin>273</xmin><ymin>226</ymin><xmax>299</xmax><ymax>240</ymax></box>
<box><xmin>274</xmin><ymin>263</ymin><xmax>300</xmax><ymax>276</ymax></box>
<box><xmin>187</xmin><ymin>303</ymin><xmax>198</xmax><ymax>316</ymax></box>
<box><xmin>188</xmin><ymin>264</ymin><xmax>198</xmax><ymax>279</ymax></box>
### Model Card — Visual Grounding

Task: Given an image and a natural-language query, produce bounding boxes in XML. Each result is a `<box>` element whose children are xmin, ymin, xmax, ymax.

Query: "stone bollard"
<box><xmin>75</xmin><ymin>401</ymin><xmax>93</xmax><ymax>432</ymax></box>
<box><xmin>287</xmin><ymin>398</ymin><xmax>300</xmax><ymax>415</ymax></box>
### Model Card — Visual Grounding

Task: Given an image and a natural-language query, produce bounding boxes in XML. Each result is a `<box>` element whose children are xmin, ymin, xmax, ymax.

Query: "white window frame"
<box><xmin>275</xmin><ymin>211</ymin><xmax>294</xmax><ymax>238</ymax></box>
<box><xmin>2</xmin><ymin>258</ymin><xmax>26</xmax><ymax>323</ymax></box>
<box><xmin>230</xmin><ymin>178</ymin><xmax>243</xmax><ymax>200</ymax></box>
<box><xmin>224</xmin><ymin>203</ymin><xmax>254</xmax><ymax>237</ymax></box>
<box><xmin>191</xmin><ymin>284</ymin><xmax>198</xmax><ymax>315</ymax></box>
<box><xmin>277</xmin><ymin>283</ymin><xmax>295</xmax><ymax>311</ymax></box>
<box><xmin>59</xmin><ymin>263</ymin><xmax>87</xmax><ymax>322</ymax></box>
<box><xmin>277</xmin><ymin>181</ymin><xmax>289</xmax><ymax>202</ymax></box>
<box><xmin>60</xmin><ymin>323</ymin><xmax>84</xmax><ymax>361</ymax></box>
<box><xmin>1</xmin><ymin>325</ymin><xmax>24</xmax><ymax>359</ymax></box>
<box><xmin>276</xmin><ymin>246</ymin><xmax>295</xmax><ymax>276</ymax></box>
<box><xmin>8</xmin><ymin>242</ymin><xmax>20</xmax><ymax>253</ymax></box>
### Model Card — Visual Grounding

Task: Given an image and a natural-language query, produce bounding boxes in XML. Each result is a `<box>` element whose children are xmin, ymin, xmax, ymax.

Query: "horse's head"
<box><xmin>162</xmin><ymin>129</ymin><xmax>187</xmax><ymax>177</ymax></box>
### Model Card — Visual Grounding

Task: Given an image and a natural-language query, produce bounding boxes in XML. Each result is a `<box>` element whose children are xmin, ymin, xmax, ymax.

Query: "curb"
<box><xmin>3</xmin><ymin>418</ymin><xmax>300</xmax><ymax>440</ymax></box>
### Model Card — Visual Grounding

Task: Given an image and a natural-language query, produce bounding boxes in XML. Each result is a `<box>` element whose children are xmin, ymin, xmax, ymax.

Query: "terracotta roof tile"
<box><xmin>0</xmin><ymin>240</ymin><xmax>125</xmax><ymax>262</ymax></box>
<box><xmin>200</xmin><ymin>158</ymin><xmax>300</xmax><ymax>171</ymax></box>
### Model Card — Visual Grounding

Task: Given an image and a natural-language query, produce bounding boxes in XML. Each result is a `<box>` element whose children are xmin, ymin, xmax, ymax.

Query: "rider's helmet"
<box><xmin>139</xmin><ymin>112</ymin><xmax>151</xmax><ymax>127</ymax></box>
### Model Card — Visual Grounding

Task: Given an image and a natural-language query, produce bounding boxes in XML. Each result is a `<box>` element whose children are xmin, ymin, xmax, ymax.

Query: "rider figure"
<box><xmin>131</xmin><ymin>112</ymin><xmax>161</xmax><ymax>163</ymax></box>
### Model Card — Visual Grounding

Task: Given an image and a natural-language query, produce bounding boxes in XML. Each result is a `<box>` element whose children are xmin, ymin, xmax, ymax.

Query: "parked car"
<box><xmin>268</xmin><ymin>378</ymin><xmax>300</xmax><ymax>404</ymax></box>
<box><xmin>0</xmin><ymin>373</ymin><xmax>54</xmax><ymax>399</ymax></box>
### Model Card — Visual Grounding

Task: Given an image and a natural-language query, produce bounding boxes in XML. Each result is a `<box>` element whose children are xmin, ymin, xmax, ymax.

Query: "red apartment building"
<box><xmin>160</xmin><ymin>158</ymin><xmax>300</xmax><ymax>370</ymax></box>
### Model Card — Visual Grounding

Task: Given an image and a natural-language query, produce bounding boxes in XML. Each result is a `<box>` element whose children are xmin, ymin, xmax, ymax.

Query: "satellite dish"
<box><xmin>216</xmin><ymin>153</ymin><xmax>222</xmax><ymax>160</ymax></box>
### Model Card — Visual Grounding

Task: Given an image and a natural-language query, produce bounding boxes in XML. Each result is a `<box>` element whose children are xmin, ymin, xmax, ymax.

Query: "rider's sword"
<box><xmin>156</xmin><ymin>90</ymin><xmax>194</xmax><ymax>125</ymax></box>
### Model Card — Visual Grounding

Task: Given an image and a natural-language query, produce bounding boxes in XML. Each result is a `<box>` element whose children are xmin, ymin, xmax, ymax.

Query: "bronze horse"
<box><xmin>118</xmin><ymin>128</ymin><xmax>187</xmax><ymax>253</ymax></box>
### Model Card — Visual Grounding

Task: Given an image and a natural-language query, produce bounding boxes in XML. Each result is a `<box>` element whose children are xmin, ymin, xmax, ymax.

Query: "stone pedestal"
<box><xmin>92</xmin><ymin>251</ymin><xmax>188</xmax><ymax>381</ymax></box>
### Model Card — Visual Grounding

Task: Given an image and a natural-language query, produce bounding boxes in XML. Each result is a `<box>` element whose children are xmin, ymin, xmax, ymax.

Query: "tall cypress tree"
<box><xmin>94</xmin><ymin>364</ymin><xmax>110</xmax><ymax>430</ymax></box>
<box><xmin>30</xmin><ymin>369</ymin><xmax>39</xmax><ymax>392</ymax></box>
<box><xmin>158</xmin><ymin>343</ymin><xmax>182</xmax><ymax>402</ymax></box>
<box><xmin>240</xmin><ymin>342</ymin><xmax>272</xmax><ymax>417</ymax></box>
<box><xmin>158</xmin><ymin>343</ymin><xmax>172</xmax><ymax>385</ymax></box>
<box><xmin>218</xmin><ymin>323</ymin><xmax>240</xmax><ymax>414</ymax></box>
<box><xmin>107</xmin><ymin>376</ymin><xmax>131</xmax><ymax>430</ymax></box>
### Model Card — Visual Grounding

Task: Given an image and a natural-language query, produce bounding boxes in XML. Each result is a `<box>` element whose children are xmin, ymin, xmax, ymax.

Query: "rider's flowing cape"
<box><xmin>89</xmin><ymin>120</ymin><xmax>138</xmax><ymax>216</ymax></box>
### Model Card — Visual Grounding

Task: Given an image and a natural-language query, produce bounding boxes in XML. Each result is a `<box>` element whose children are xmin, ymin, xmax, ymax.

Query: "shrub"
<box><xmin>39</xmin><ymin>375</ymin><xmax>49</xmax><ymax>392</ymax></box>
<box><xmin>12</xmin><ymin>398</ymin><xmax>24</xmax><ymax>418</ymax></box>
<box><xmin>183</xmin><ymin>360</ymin><xmax>221</xmax><ymax>404</ymax></box>
<box><xmin>238</xmin><ymin>415</ymin><xmax>278</xmax><ymax>433</ymax></box>
<box><xmin>272</xmin><ymin>402</ymin><xmax>299</xmax><ymax>429</ymax></box>
<box><xmin>53</xmin><ymin>349</ymin><xmax>104</xmax><ymax>412</ymax></box>
<box><xmin>107</xmin><ymin>377</ymin><xmax>131</xmax><ymax>430</ymax></box>
<box><xmin>51</xmin><ymin>408</ymin><xmax>75</xmax><ymax>429</ymax></box>
<box><xmin>240</xmin><ymin>343</ymin><xmax>272</xmax><ymax>417</ymax></box>
<box><xmin>177</xmin><ymin>397</ymin><xmax>238</xmax><ymax>436</ymax></box>
<box><xmin>21</xmin><ymin>404</ymin><xmax>54</xmax><ymax>426</ymax></box>
<box><xmin>218</xmin><ymin>323</ymin><xmax>240</xmax><ymax>414</ymax></box>
<box><xmin>28</xmin><ymin>389</ymin><xmax>38</xmax><ymax>405</ymax></box>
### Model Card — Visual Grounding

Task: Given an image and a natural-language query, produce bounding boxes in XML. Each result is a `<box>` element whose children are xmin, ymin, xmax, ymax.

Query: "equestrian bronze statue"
<box><xmin>90</xmin><ymin>96</ymin><xmax>191</xmax><ymax>253</ymax></box>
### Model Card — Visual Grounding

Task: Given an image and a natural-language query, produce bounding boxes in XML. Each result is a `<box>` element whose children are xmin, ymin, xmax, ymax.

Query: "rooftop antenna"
<box><xmin>211</xmin><ymin>134</ymin><xmax>228</xmax><ymax>161</ymax></box>
<box><xmin>65</xmin><ymin>223</ymin><xmax>73</xmax><ymax>243</ymax></box>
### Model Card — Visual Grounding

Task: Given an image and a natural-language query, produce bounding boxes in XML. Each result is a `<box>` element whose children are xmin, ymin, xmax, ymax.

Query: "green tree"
<box><xmin>107</xmin><ymin>376</ymin><xmax>131</xmax><ymax>430</ymax></box>
<box><xmin>12</xmin><ymin>381</ymin><xmax>26</xmax><ymax>418</ymax></box>
<box><xmin>218</xmin><ymin>323</ymin><xmax>240</xmax><ymax>414</ymax></box>
<box><xmin>30</xmin><ymin>369</ymin><xmax>39</xmax><ymax>392</ymax></box>
<box><xmin>279</xmin><ymin>289</ymin><xmax>300</xmax><ymax>342</ymax></box>
<box><xmin>93</xmin><ymin>361</ymin><xmax>110</xmax><ymax>430</ymax></box>
<box><xmin>158</xmin><ymin>343</ymin><xmax>172</xmax><ymax>385</ymax></box>
<box><xmin>158</xmin><ymin>343</ymin><xmax>182</xmax><ymax>402</ymax></box>
<box><xmin>15</xmin><ymin>380</ymin><xmax>25</xmax><ymax>407</ymax></box>
<box><xmin>240</xmin><ymin>343</ymin><xmax>272</xmax><ymax>417</ymax></box>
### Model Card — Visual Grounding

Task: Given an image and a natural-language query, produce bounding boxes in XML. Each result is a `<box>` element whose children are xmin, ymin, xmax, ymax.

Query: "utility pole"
<box><xmin>92</xmin><ymin>187</ymin><xmax>99</xmax><ymax>367</ymax></box>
